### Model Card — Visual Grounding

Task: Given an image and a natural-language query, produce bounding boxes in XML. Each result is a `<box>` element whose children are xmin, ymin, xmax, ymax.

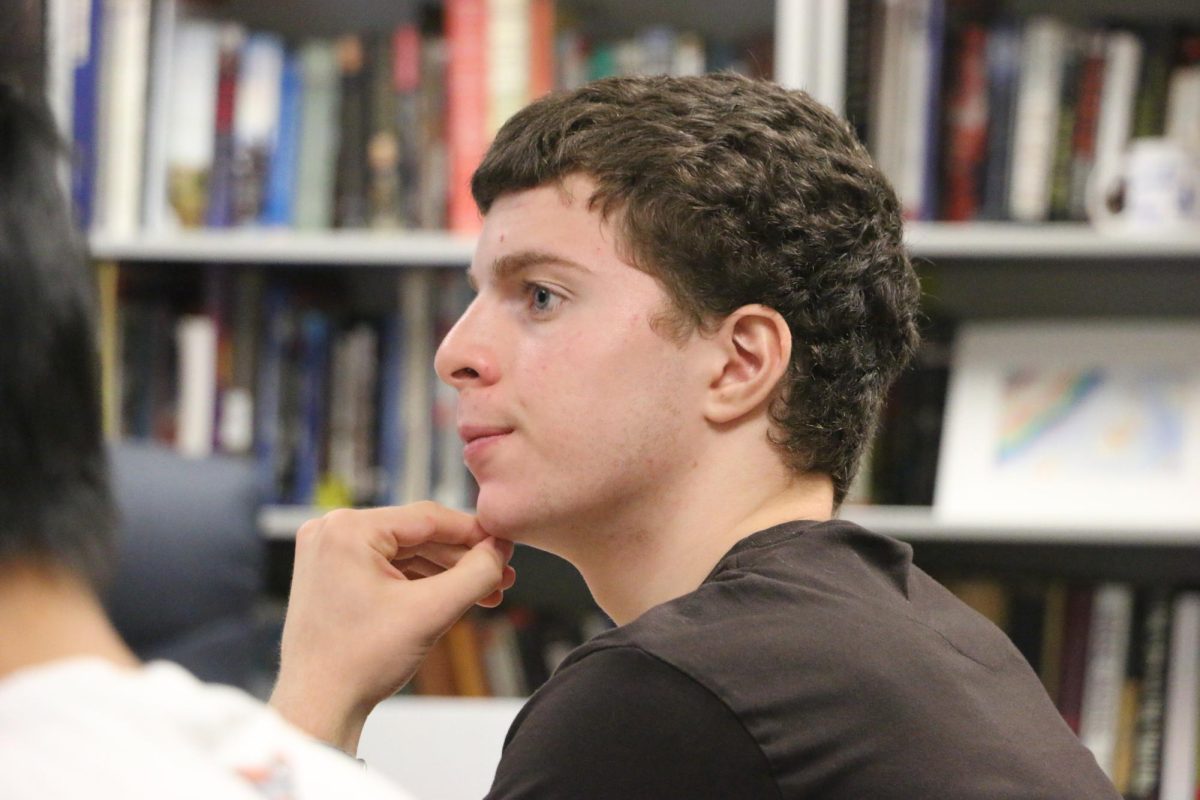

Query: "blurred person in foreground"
<box><xmin>0</xmin><ymin>79</ymin><xmax>513</xmax><ymax>799</ymax></box>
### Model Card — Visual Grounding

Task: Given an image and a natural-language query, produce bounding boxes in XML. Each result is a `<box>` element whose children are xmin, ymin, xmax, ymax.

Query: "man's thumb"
<box><xmin>414</xmin><ymin>537</ymin><xmax>512</xmax><ymax>628</ymax></box>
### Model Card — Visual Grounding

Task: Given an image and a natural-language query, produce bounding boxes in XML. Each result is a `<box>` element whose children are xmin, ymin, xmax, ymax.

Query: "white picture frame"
<box><xmin>934</xmin><ymin>321</ymin><xmax>1200</xmax><ymax>531</ymax></box>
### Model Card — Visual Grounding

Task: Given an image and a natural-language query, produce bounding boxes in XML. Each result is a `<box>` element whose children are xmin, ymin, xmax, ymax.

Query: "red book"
<box><xmin>1066</xmin><ymin>34</ymin><xmax>1105</xmax><ymax>220</ymax></box>
<box><xmin>529</xmin><ymin>0</ymin><xmax>556</xmax><ymax>99</ymax></box>
<box><xmin>1057</xmin><ymin>585</ymin><xmax>1094</xmax><ymax>735</ymax></box>
<box><xmin>941</xmin><ymin>23</ymin><xmax>988</xmax><ymax>221</ymax></box>
<box><xmin>446</xmin><ymin>0</ymin><xmax>488</xmax><ymax>233</ymax></box>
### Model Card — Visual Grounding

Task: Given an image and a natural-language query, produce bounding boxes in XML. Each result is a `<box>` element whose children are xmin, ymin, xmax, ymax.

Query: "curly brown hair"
<box><xmin>472</xmin><ymin>73</ymin><xmax>921</xmax><ymax>507</ymax></box>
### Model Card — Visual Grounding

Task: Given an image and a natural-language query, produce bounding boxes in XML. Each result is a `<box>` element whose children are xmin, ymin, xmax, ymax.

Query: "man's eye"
<box><xmin>527</xmin><ymin>283</ymin><xmax>563</xmax><ymax>315</ymax></box>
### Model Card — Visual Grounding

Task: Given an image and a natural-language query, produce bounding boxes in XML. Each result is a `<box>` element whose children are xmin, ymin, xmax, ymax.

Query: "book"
<box><xmin>400</xmin><ymin>270</ymin><xmax>436</xmax><ymax>503</ymax></box>
<box><xmin>1091</xmin><ymin>31</ymin><xmax>1142</xmax><ymax>212</ymax></box>
<box><xmin>262</xmin><ymin>51</ymin><xmax>302</xmax><ymax>227</ymax></box>
<box><xmin>94</xmin><ymin>0</ymin><xmax>151</xmax><ymax>236</ymax></box>
<box><xmin>1126</xmin><ymin>590</ymin><xmax>1171</xmax><ymax>800</ymax></box>
<box><xmin>232</xmin><ymin>33</ymin><xmax>285</xmax><ymax>226</ymax></box>
<box><xmin>446</xmin><ymin>0</ymin><xmax>488</xmax><ymax>233</ymax></box>
<box><xmin>160</xmin><ymin>17</ymin><xmax>219</xmax><ymax>229</ymax></box>
<box><xmin>393</xmin><ymin>23</ymin><xmax>423</xmax><ymax>228</ymax></box>
<box><xmin>70</xmin><ymin>0</ymin><xmax>103</xmax><ymax>228</ymax></box>
<box><xmin>291</xmin><ymin>312</ymin><xmax>330</xmax><ymax>504</ymax></box>
<box><xmin>1057</xmin><ymin>585</ymin><xmax>1093</xmax><ymax>734</ymax></box>
<box><xmin>97</xmin><ymin>262</ymin><xmax>121</xmax><ymax>440</ymax></box>
<box><xmin>1007</xmin><ymin>16</ymin><xmax>1068</xmax><ymax>222</ymax></box>
<box><xmin>1077</xmin><ymin>583</ymin><xmax>1134</xmax><ymax>778</ymax></box>
<box><xmin>333</xmin><ymin>35</ymin><xmax>370</xmax><ymax>228</ymax></box>
<box><xmin>1066</xmin><ymin>32</ymin><xmax>1106</xmax><ymax>221</ymax></box>
<box><xmin>416</xmin><ymin>10</ymin><xmax>450</xmax><ymax>230</ymax></box>
<box><xmin>140</xmin><ymin>0</ymin><xmax>178</xmax><ymax>231</ymax></box>
<box><xmin>486</xmin><ymin>0</ymin><xmax>530</xmax><ymax>136</ymax></box>
<box><xmin>175</xmin><ymin>315</ymin><xmax>217</xmax><ymax>458</ymax></box>
<box><xmin>940</xmin><ymin>22</ymin><xmax>988</xmax><ymax>221</ymax></box>
<box><xmin>205</xmin><ymin>24</ymin><xmax>244</xmax><ymax>228</ymax></box>
<box><xmin>978</xmin><ymin>20</ymin><xmax>1021</xmax><ymax>220</ymax></box>
<box><xmin>1158</xmin><ymin>593</ymin><xmax>1200</xmax><ymax>800</ymax></box>
<box><xmin>294</xmin><ymin>40</ymin><xmax>340</xmax><ymax>230</ymax></box>
<box><xmin>367</xmin><ymin>34</ymin><xmax>402</xmax><ymax>229</ymax></box>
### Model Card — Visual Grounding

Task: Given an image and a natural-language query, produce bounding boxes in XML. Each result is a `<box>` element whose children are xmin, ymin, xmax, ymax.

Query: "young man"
<box><xmin>274</xmin><ymin>75</ymin><xmax>1120</xmax><ymax>797</ymax></box>
<box><xmin>0</xmin><ymin>79</ymin><xmax>512</xmax><ymax>799</ymax></box>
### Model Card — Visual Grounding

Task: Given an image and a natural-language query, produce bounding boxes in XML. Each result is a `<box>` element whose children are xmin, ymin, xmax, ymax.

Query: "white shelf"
<box><xmin>89</xmin><ymin>229</ymin><xmax>477</xmax><ymax>266</ymax></box>
<box><xmin>839</xmin><ymin>505</ymin><xmax>1200</xmax><ymax>545</ymax></box>
<box><xmin>90</xmin><ymin>224</ymin><xmax>1200</xmax><ymax>266</ymax></box>
<box><xmin>904</xmin><ymin>222</ymin><xmax>1200</xmax><ymax>260</ymax></box>
<box><xmin>261</xmin><ymin>503</ymin><xmax>1200</xmax><ymax>545</ymax></box>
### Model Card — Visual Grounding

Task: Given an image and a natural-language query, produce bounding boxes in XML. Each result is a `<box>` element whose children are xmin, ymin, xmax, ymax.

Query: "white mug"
<box><xmin>1088</xmin><ymin>137</ymin><xmax>1200</xmax><ymax>234</ymax></box>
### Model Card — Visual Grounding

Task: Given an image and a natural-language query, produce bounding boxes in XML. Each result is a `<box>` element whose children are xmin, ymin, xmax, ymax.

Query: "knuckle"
<box><xmin>321</xmin><ymin>507</ymin><xmax>355</xmax><ymax>528</ymax></box>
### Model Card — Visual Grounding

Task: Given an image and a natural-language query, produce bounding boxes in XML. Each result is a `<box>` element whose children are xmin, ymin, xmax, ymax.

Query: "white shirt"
<box><xmin>0</xmin><ymin>657</ymin><xmax>416</xmax><ymax>800</ymax></box>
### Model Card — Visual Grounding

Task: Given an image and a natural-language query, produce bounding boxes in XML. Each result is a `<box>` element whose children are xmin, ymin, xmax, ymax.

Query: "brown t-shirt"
<box><xmin>486</xmin><ymin>520</ymin><xmax>1120</xmax><ymax>799</ymax></box>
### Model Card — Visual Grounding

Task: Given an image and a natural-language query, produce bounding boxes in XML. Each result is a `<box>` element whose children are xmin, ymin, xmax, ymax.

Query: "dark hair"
<box><xmin>0</xmin><ymin>79</ymin><xmax>115</xmax><ymax>586</ymax></box>
<box><xmin>472</xmin><ymin>73</ymin><xmax>921</xmax><ymax>506</ymax></box>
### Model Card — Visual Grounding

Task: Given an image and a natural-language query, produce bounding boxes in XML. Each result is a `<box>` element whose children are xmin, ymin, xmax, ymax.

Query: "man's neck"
<box><xmin>0</xmin><ymin>561</ymin><xmax>137</xmax><ymax>680</ymax></box>
<box><xmin>562</xmin><ymin>461</ymin><xmax>835</xmax><ymax>626</ymax></box>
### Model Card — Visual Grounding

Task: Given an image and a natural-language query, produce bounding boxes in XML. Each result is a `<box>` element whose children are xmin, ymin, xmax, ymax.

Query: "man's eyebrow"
<box><xmin>470</xmin><ymin>250</ymin><xmax>594</xmax><ymax>287</ymax></box>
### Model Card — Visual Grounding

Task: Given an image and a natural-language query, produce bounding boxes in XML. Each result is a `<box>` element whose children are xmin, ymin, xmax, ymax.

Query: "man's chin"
<box><xmin>474</xmin><ymin>493</ymin><xmax>549</xmax><ymax>545</ymax></box>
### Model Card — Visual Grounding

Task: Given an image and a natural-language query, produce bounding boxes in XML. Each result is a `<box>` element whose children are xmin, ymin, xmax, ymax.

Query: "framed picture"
<box><xmin>934</xmin><ymin>321</ymin><xmax>1200</xmax><ymax>530</ymax></box>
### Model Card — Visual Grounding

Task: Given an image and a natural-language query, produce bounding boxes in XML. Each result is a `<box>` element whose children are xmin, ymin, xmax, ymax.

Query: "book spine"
<box><xmin>254</xmin><ymin>284</ymin><xmax>289</xmax><ymax>502</ymax></box>
<box><xmin>1057</xmin><ymin>585</ymin><xmax>1094</xmax><ymax>734</ymax></box>
<box><xmin>164</xmin><ymin>19</ymin><xmax>220</xmax><ymax>229</ymax></box>
<box><xmin>1008</xmin><ymin>17</ymin><xmax>1068</xmax><ymax>223</ymax></box>
<box><xmin>417</xmin><ymin>20</ymin><xmax>450</xmax><ymax>230</ymax></box>
<box><xmin>367</xmin><ymin>34</ymin><xmax>402</xmax><ymax>229</ymax></box>
<box><xmin>294</xmin><ymin>39</ymin><xmax>339</xmax><ymax>230</ymax></box>
<box><xmin>95</xmin><ymin>0</ymin><xmax>151</xmax><ymax>236</ymax></box>
<box><xmin>393</xmin><ymin>23</ymin><xmax>423</xmax><ymax>228</ymax></box>
<box><xmin>941</xmin><ymin>22</ymin><xmax>988</xmax><ymax>221</ymax></box>
<box><xmin>1047</xmin><ymin>33</ymin><xmax>1084</xmax><ymax>222</ymax></box>
<box><xmin>262</xmin><ymin>51</ymin><xmax>302</xmax><ymax>227</ymax></box>
<box><xmin>1078</xmin><ymin>583</ymin><xmax>1134</xmax><ymax>779</ymax></box>
<box><xmin>1127</xmin><ymin>591</ymin><xmax>1171</xmax><ymax>800</ymax></box>
<box><xmin>206</xmin><ymin>24</ymin><xmax>244</xmax><ymax>228</ymax></box>
<box><xmin>232</xmin><ymin>33</ymin><xmax>284</xmax><ymax>226</ymax></box>
<box><xmin>446</xmin><ymin>0</ymin><xmax>488</xmax><ymax>233</ymax></box>
<box><xmin>528</xmin><ymin>0</ymin><xmax>556</xmax><ymax>99</ymax></box>
<box><xmin>400</xmin><ymin>270</ymin><xmax>436</xmax><ymax>504</ymax></box>
<box><xmin>979</xmin><ymin>21</ymin><xmax>1020</xmax><ymax>220</ymax></box>
<box><xmin>140</xmin><ymin>0</ymin><xmax>177</xmax><ymax>231</ymax></box>
<box><xmin>1066</xmin><ymin>32</ymin><xmax>1106</xmax><ymax>221</ymax></box>
<box><xmin>1159</xmin><ymin>593</ymin><xmax>1200</xmax><ymax>800</ymax></box>
<box><xmin>175</xmin><ymin>315</ymin><xmax>217</xmax><ymax>458</ymax></box>
<box><xmin>1091</xmin><ymin>31</ymin><xmax>1142</xmax><ymax>205</ymax></box>
<box><xmin>291</xmin><ymin>312</ymin><xmax>330</xmax><ymax>504</ymax></box>
<box><xmin>334</xmin><ymin>35</ymin><xmax>370</xmax><ymax>228</ymax></box>
<box><xmin>70</xmin><ymin>0</ymin><xmax>102</xmax><ymax>229</ymax></box>
<box><xmin>375</xmin><ymin>309</ymin><xmax>407</xmax><ymax>505</ymax></box>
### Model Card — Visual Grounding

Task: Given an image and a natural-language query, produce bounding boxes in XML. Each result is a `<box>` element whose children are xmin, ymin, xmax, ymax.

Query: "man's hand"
<box><xmin>269</xmin><ymin>503</ymin><xmax>516</xmax><ymax>754</ymax></box>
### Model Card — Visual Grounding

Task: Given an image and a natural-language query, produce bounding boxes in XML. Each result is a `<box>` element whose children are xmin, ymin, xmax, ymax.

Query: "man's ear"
<box><xmin>702</xmin><ymin>304</ymin><xmax>792</xmax><ymax>425</ymax></box>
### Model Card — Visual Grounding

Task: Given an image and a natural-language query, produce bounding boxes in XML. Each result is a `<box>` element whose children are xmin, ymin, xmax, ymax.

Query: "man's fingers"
<box><xmin>407</xmin><ymin>537</ymin><xmax>514</xmax><ymax>628</ymax></box>
<box><xmin>309</xmin><ymin>503</ymin><xmax>490</xmax><ymax>564</ymax></box>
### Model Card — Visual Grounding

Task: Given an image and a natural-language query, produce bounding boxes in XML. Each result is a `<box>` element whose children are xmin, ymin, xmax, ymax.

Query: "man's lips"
<box><xmin>458</xmin><ymin>424</ymin><xmax>515</xmax><ymax>445</ymax></box>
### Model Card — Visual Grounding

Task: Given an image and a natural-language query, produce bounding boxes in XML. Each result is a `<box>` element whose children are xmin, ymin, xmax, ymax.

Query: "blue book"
<box><xmin>375</xmin><ymin>310</ymin><xmax>407</xmax><ymax>505</ymax></box>
<box><xmin>291</xmin><ymin>311</ymin><xmax>330</xmax><ymax>504</ymax></box>
<box><xmin>917</xmin><ymin>0</ymin><xmax>946</xmax><ymax>221</ymax></box>
<box><xmin>254</xmin><ymin>283</ymin><xmax>289</xmax><ymax>502</ymax></box>
<box><xmin>980</xmin><ymin>21</ymin><xmax>1022</xmax><ymax>220</ymax></box>
<box><xmin>71</xmin><ymin>0</ymin><xmax>103</xmax><ymax>229</ymax></box>
<box><xmin>262</xmin><ymin>51</ymin><xmax>302</xmax><ymax>226</ymax></box>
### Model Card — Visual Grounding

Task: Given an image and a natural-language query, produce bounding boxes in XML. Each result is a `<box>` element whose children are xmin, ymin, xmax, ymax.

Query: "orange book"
<box><xmin>528</xmin><ymin>0</ymin><xmax>555</xmax><ymax>99</ymax></box>
<box><xmin>446</xmin><ymin>617</ymin><xmax>490</xmax><ymax>697</ymax></box>
<box><xmin>446</xmin><ymin>0</ymin><xmax>488</xmax><ymax>233</ymax></box>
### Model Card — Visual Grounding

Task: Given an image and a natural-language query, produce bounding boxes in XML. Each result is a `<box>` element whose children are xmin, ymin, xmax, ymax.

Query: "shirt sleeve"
<box><xmin>484</xmin><ymin>645</ymin><xmax>780</xmax><ymax>800</ymax></box>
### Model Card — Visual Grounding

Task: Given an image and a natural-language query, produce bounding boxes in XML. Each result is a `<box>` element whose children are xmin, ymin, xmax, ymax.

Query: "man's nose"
<box><xmin>434</xmin><ymin>300</ymin><xmax>498</xmax><ymax>389</ymax></box>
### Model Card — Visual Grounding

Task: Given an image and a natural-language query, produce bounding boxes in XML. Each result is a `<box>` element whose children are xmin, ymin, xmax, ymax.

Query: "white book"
<box><xmin>95</xmin><ymin>0</ymin><xmax>151</xmax><ymax>236</ymax></box>
<box><xmin>486</xmin><ymin>0</ymin><xmax>531</xmax><ymax>135</ymax></box>
<box><xmin>233</xmin><ymin>33</ymin><xmax>284</xmax><ymax>224</ymax></box>
<box><xmin>774</xmin><ymin>0</ymin><xmax>818</xmax><ymax>92</ymax></box>
<box><xmin>813</xmin><ymin>0</ymin><xmax>847</xmax><ymax>114</ymax></box>
<box><xmin>1077</xmin><ymin>583</ymin><xmax>1134</xmax><ymax>778</ymax></box>
<box><xmin>401</xmin><ymin>271</ymin><xmax>436</xmax><ymax>504</ymax></box>
<box><xmin>1008</xmin><ymin>16</ymin><xmax>1068</xmax><ymax>222</ymax></box>
<box><xmin>156</xmin><ymin>16</ymin><xmax>220</xmax><ymax>230</ymax></box>
<box><xmin>43</xmin><ymin>0</ymin><xmax>77</xmax><ymax>148</ymax></box>
<box><xmin>671</xmin><ymin>32</ymin><xmax>706</xmax><ymax>77</ymax></box>
<box><xmin>140</xmin><ymin>0</ymin><xmax>177</xmax><ymax>230</ymax></box>
<box><xmin>329</xmin><ymin>325</ymin><xmax>378</xmax><ymax>504</ymax></box>
<box><xmin>295</xmin><ymin>39</ymin><xmax>340</xmax><ymax>230</ymax></box>
<box><xmin>1160</xmin><ymin>593</ymin><xmax>1200</xmax><ymax>800</ymax></box>
<box><xmin>176</xmin><ymin>315</ymin><xmax>217</xmax><ymax>458</ymax></box>
<box><xmin>1092</xmin><ymin>31</ymin><xmax>1142</xmax><ymax>205</ymax></box>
